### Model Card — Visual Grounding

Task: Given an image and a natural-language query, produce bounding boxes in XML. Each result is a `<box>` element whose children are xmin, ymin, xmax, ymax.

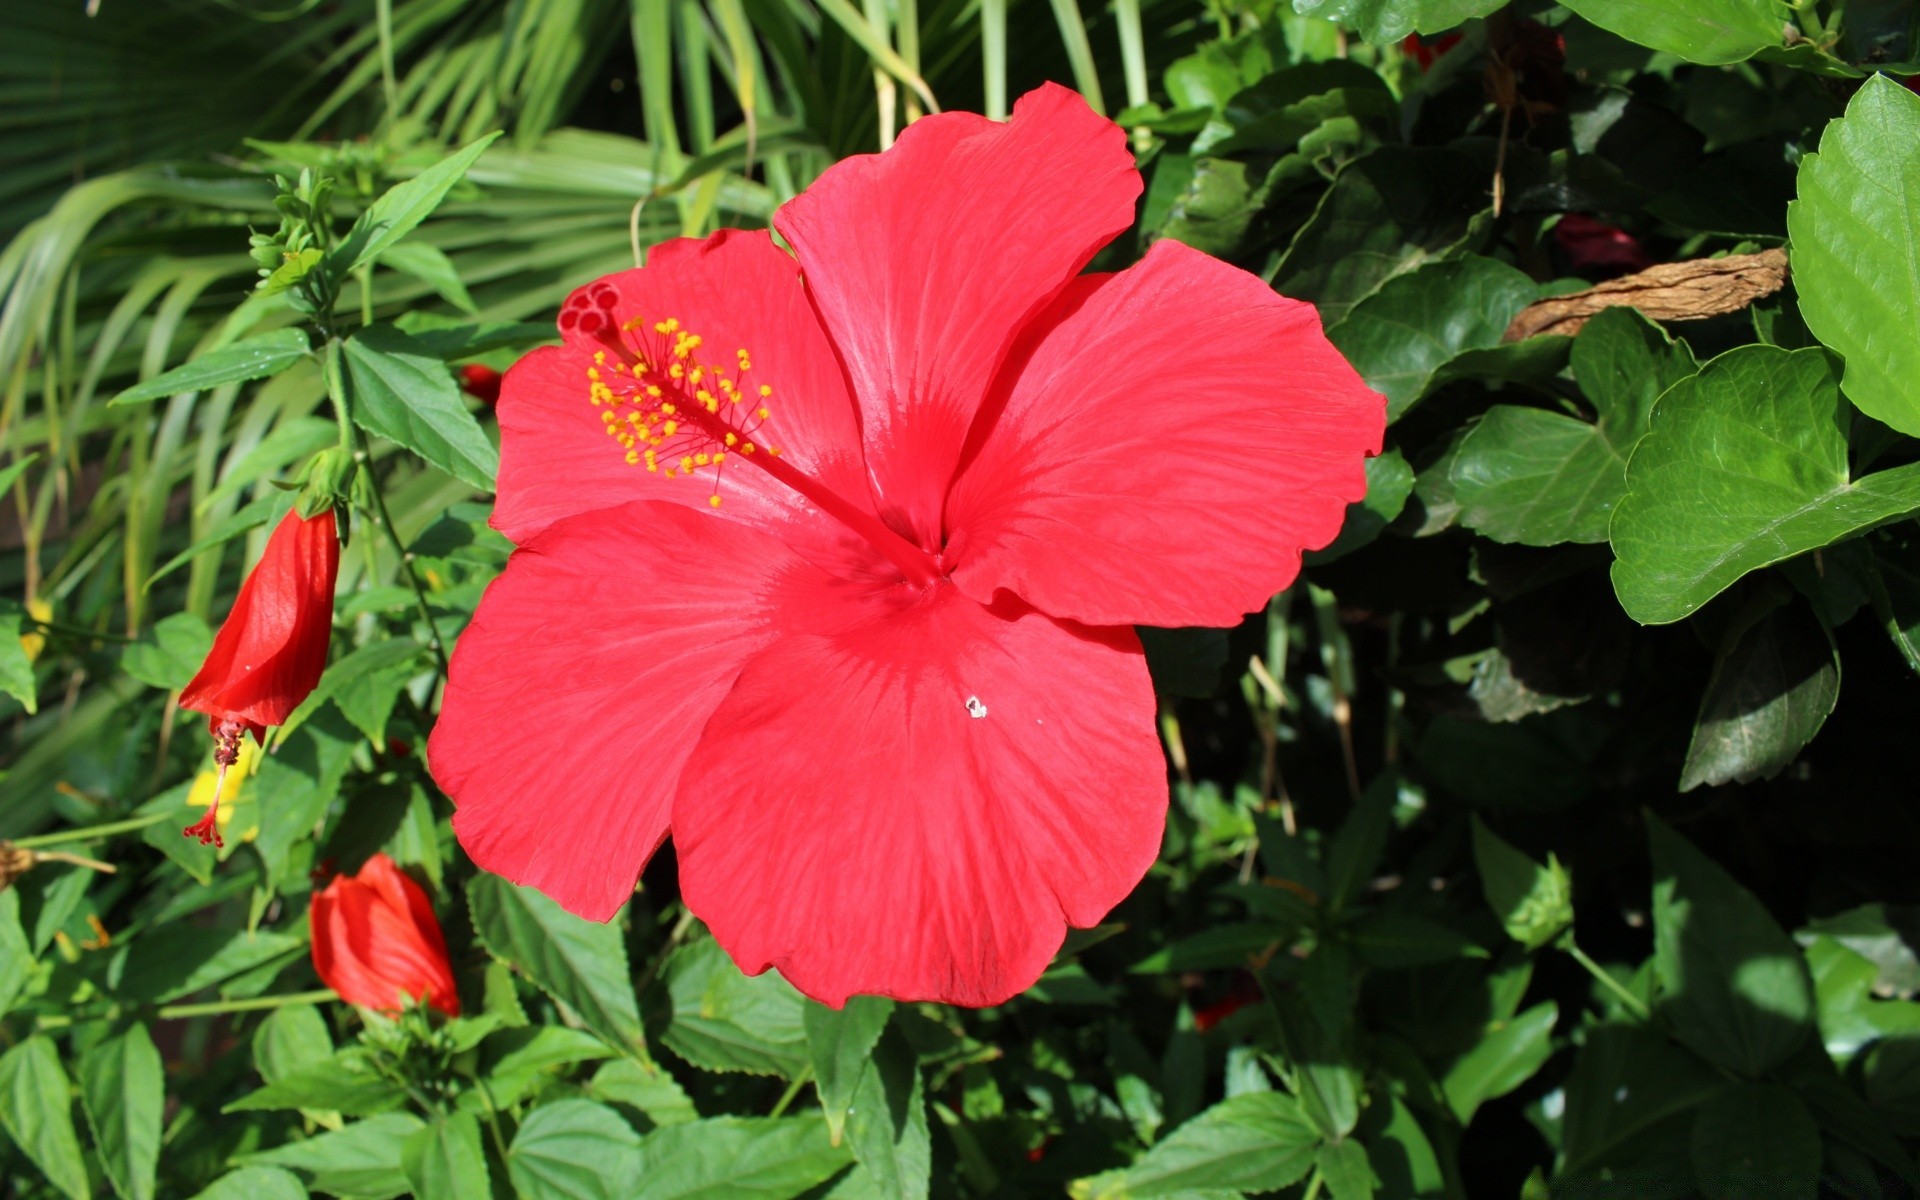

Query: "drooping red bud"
<box><xmin>310</xmin><ymin>853</ymin><xmax>461</xmax><ymax>1016</ymax></box>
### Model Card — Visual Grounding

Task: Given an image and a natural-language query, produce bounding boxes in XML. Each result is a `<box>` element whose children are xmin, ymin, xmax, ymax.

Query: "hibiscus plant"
<box><xmin>3</xmin><ymin>2</ymin><xmax>1920</xmax><ymax>1200</ymax></box>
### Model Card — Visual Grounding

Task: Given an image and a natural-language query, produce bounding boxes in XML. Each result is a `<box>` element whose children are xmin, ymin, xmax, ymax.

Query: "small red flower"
<box><xmin>459</xmin><ymin>364</ymin><xmax>503</xmax><ymax>407</ymax></box>
<box><xmin>429</xmin><ymin>85</ymin><xmax>1384</xmax><ymax>1007</ymax></box>
<box><xmin>311</xmin><ymin>853</ymin><xmax>461</xmax><ymax>1016</ymax></box>
<box><xmin>179</xmin><ymin>507</ymin><xmax>339</xmax><ymax>847</ymax></box>
<box><xmin>1401</xmin><ymin>32</ymin><xmax>1462</xmax><ymax>70</ymax></box>
<box><xmin>1553</xmin><ymin>213</ymin><xmax>1654</xmax><ymax>276</ymax></box>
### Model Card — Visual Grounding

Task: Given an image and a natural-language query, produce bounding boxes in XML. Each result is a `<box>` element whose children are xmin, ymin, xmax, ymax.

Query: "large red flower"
<box><xmin>428</xmin><ymin>85</ymin><xmax>1383</xmax><ymax>1007</ymax></box>
<box><xmin>311</xmin><ymin>853</ymin><xmax>461</xmax><ymax>1016</ymax></box>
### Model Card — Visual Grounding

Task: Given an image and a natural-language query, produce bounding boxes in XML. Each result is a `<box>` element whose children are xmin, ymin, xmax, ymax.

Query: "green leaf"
<box><xmin>1454</xmin><ymin>308</ymin><xmax>1694</xmax><ymax>546</ymax></box>
<box><xmin>393</xmin><ymin>313</ymin><xmax>554</xmax><ymax>360</ymax></box>
<box><xmin>0</xmin><ymin>1039</ymin><xmax>88</xmax><ymax>1200</ymax></box>
<box><xmin>0</xmin><ymin>888</ymin><xmax>35</xmax><ymax>1017</ymax></box>
<box><xmin>79</xmin><ymin>1024</ymin><xmax>163</xmax><ymax>1200</ymax></box>
<box><xmin>1069</xmin><ymin>1091</ymin><xmax>1319</xmax><ymax>1198</ymax></box>
<box><xmin>1308</xmin><ymin>449</ymin><xmax>1415</xmax><ymax>564</ymax></box>
<box><xmin>1316</xmin><ymin>1137</ymin><xmax>1377</xmax><ymax>1200</ymax></box>
<box><xmin>378</xmin><ymin>242</ymin><xmax>477</xmax><ymax>314</ymax></box>
<box><xmin>508</xmin><ymin>1100</ymin><xmax>644</xmax><ymax>1200</ymax></box>
<box><xmin>1561</xmin><ymin>1022</ymin><xmax>1729</xmax><ymax>1179</ymax></box>
<box><xmin>403</xmin><ymin>1112</ymin><xmax>491</xmax><ymax>1200</ymax></box>
<box><xmin>1556</xmin><ymin>0</ymin><xmax>1788</xmax><ymax>65</ymax></box>
<box><xmin>1285</xmin><ymin>0</ymin><xmax>1501</xmax><ymax>44</ymax></box>
<box><xmin>110</xmin><ymin>327</ymin><xmax>310</xmax><ymax>405</ymax></box>
<box><xmin>0</xmin><ymin>600</ymin><xmax>37</xmax><ymax>713</ymax></box>
<box><xmin>1349</xmin><ymin>910</ymin><xmax>1487</xmax><ymax>969</ymax></box>
<box><xmin>1679</xmin><ymin>602</ymin><xmax>1840</xmax><ymax>791</ymax></box>
<box><xmin>1441</xmin><ymin>1001</ymin><xmax>1559</xmax><ymax>1123</ymax></box>
<box><xmin>1688</xmin><ymin>1083</ymin><xmax>1821</xmax><ymax>1200</ymax></box>
<box><xmin>226</xmin><ymin>1048</ymin><xmax>409</xmax><ymax>1117</ymax></box>
<box><xmin>467</xmin><ymin>874</ymin><xmax>649</xmax><ymax>1060</ymax></box>
<box><xmin>804</xmin><ymin>996</ymin><xmax>892</xmax><ymax>1144</ymax></box>
<box><xmin>110</xmin><ymin>925</ymin><xmax>304</xmax><ymax>1004</ymax></box>
<box><xmin>587</xmin><ymin>1060</ymin><xmax>700</xmax><ymax>1128</ymax></box>
<box><xmin>1649</xmin><ymin>814</ymin><xmax>1815</xmax><ymax>1076</ymax></box>
<box><xmin>1608</xmin><ymin>345</ymin><xmax>1920</xmax><ymax>624</ymax></box>
<box><xmin>1327</xmin><ymin>256</ymin><xmax>1542</xmax><ymax>421</ymax></box>
<box><xmin>330</xmin><ymin>134</ymin><xmax>503</xmax><ymax>276</ymax></box>
<box><xmin>843</xmin><ymin>1030</ymin><xmax>930</xmax><ymax>1200</ymax></box>
<box><xmin>477</xmin><ymin>1026</ymin><xmax>614</xmax><ymax>1109</ymax></box>
<box><xmin>253</xmin><ymin>1004</ymin><xmax>334</xmax><ymax>1086</ymax></box>
<box><xmin>187</xmin><ymin>1167</ymin><xmax>310</xmax><ymax>1200</ymax></box>
<box><xmin>342</xmin><ymin>326</ymin><xmax>499</xmax><ymax>490</ymax></box>
<box><xmin>632</xmin><ymin>1115</ymin><xmax>853</xmax><ymax>1200</ymax></box>
<box><xmin>1788</xmin><ymin>76</ymin><xmax>1920</xmax><ymax>438</ymax></box>
<box><xmin>662</xmin><ymin>932</ymin><xmax>809</xmax><ymax>1078</ymax></box>
<box><xmin>1470</xmin><ymin>817</ymin><xmax>1574</xmax><ymax>950</ymax></box>
<box><xmin>1872</xmin><ymin>532</ymin><xmax>1920</xmax><ymax>675</ymax></box>
<box><xmin>120</xmin><ymin>612</ymin><xmax>214</xmax><ymax>692</ymax></box>
<box><xmin>242</xmin><ymin>1113</ymin><xmax>424</xmax><ymax>1199</ymax></box>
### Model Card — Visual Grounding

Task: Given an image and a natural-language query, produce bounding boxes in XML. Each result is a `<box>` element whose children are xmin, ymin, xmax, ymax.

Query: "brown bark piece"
<box><xmin>1502</xmin><ymin>248</ymin><xmax>1789</xmax><ymax>342</ymax></box>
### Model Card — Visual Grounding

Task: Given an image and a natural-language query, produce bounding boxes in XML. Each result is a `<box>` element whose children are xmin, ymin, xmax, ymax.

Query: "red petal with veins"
<box><xmin>428</xmin><ymin>499</ymin><xmax>888</xmax><ymax>921</ymax></box>
<box><xmin>774</xmin><ymin>83</ymin><xmax>1141</xmax><ymax>551</ymax></box>
<box><xmin>310</xmin><ymin>853</ymin><xmax>460</xmax><ymax>1016</ymax></box>
<box><xmin>674</xmin><ymin>584</ymin><xmax>1165</xmax><ymax>1007</ymax></box>
<box><xmin>944</xmin><ymin>239</ymin><xmax>1384</xmax><ymax>628</ymax></box>
<box><xmin>491</xmin><ymin>229</ymin><xmax>879</xmax><ymax>580</ymax></box>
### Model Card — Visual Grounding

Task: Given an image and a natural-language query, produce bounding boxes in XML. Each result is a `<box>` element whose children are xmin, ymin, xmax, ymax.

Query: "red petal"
<box><xmin>944</xmin><ymin>240</ymin><xmax>1385</xmax><ymax>628</ymax></box>
<box><xmin>674</xmin><ymin>584</ymin><xmax>1166</xmax><ymax>1007</ymax></box>
<box><xmin>311</xmin><ymin>854</ymin><xmax>460</xmax><ymax>1015</ymax></box>
<box><xmin>428</xmin><ymin>499</ymin><xmax>866</xmax><ymax>922</ymax></box>
<box><xmin>773</xmin><ymin>84</ymin><xmax>1142</xmax><ymax>550</ymax></box>
<box><xmin>492</xmin><ymin>229</ymin><xmax>879</xmax><ymax>579</ymax></box>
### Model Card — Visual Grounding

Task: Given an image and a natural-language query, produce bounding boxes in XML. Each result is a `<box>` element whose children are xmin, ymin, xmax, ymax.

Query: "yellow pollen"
<box><xmin>587</xmin><ymin>367</ymin><xmax>601</xmax><ymax>381</ymax></box>
<box><xmin>625</xmin><ymin>450</ymin><xmax>639</xmax><ymax>465</ymax></box>
<box><xmin>663</xmin><ymin>421</ymin><xmax>678</xmax><ymax>436</ymax></box>
<box><xmin>661</xmin><ymin>402</ymin><xmax>675</xmax><ymax>415</ymax></box>
<box><xmin>758</xmin><ymin>407</ymin><xmax>770</xmax><ymax>419</ymax></box>
<box><xmin>669</xmin><ymin>364</ymin><xmax>684</xmax><ymax>379</ymax></box>
<box><xmin>709</xmin><ymin>495</ymin><xmax>722</xmax><ymax>508</ymax></box>
<box><xmin>593</xmin><ymin>350</ymin><xmax>607</xmax><ymax>364</ymax></box>
<box><xmin>680</xmin><ymin>456</ymin><xmax>694</xmax><ymax>471</ymax></box>
<box><xmin>695</xmin><ymin>453</ymin><xmax>710</xmax><ymax>466</ymax></box>
<box><xmin>743</xmin><ymin>442</ymin><xmax>756</xmax><ymax>454</ymax></box>
<box><xmin>725</xmin><ymin>432</ymin><xmax>738</xmax><ymax>446</ymax></box>
<box><xmin>713</xmin><ymin>451</ymin><xmax>726</xmax><ymax>463</ymax></box>
<box><xmin>759</xmin><ymin>384</ymin><xmax>773</xmax><ymax>397</ymax></box>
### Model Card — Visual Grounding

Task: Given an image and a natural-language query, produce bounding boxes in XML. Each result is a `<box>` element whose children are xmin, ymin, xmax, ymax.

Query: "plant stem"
<box><xmin>359</xmin><ymin>458</ymin><xmax>450</xmax><ymax>677</ymax></box>
<box><xmin>12</xmin><ymin>812</ymin><xmax>170</xmax><ymax>849</ymax></box>
<box><xmin>1301</xmin><ymin>1169</ymin><xmax>1324</xmax><ymax>1200</ymax></box>
<box><xmin>769</xmin><ymin>1065</ymin><xmax>813</xmax><ymax>1118</ymax></box>
<box><xmin>1566</xmin><ymin>942</ymin><xmax>1652</xmax><ymax>1022</ymax></box>
<box><xmin>157</xmin><ymin>989</ymin><xmax>337</xmax><ymax>1020</ymax></box>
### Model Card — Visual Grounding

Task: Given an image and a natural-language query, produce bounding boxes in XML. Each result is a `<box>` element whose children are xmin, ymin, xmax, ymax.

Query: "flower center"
<box><xmin>563</xmin><ymin>288</ymin><xmax>941</xmax><ymax>588</ymax></box>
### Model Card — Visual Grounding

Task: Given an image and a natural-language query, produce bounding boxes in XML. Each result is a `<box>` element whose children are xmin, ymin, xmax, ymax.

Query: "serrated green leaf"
<box><xmin>1470</xmin><ymin>817</ymin><xmax>1574</xmax><ymax>950</ymax></box>
<box><xmin>508</xmin><ymin>1100</ymin><xmax>643</xmax><ymax>1200</ymax></box>
<box><xmin>403</xmin><ymin>1112</ymin><xmax>491</xmax><ymax>1199</ymax></box>
<box><xmin>1070</xmin><ymin>1091</ymin><xmax>1318</xmax><ymax>1198</ymax></box>
<box><xmin>477</xmin><ymin>1026</ymin><xmax>614</xmax><ymax>1109</ymax></box>
<box><xmin>467</xmin><ymin>874</ymin><xmax>648</xmax><ymax>1060</ymax></box>
<box><xmin>805</xmin><ymin>996</ymin><xmax>892</xmax><ymax>1144</ymax></box>
<box><xmin>342</xmin><ymin>326</ymin><xmax>499</xmax><ymax>490</ymax></box>
<box><xmin>242</xmin><ymin>1112</ymin><xmax>424</xmax><ymax>1199</ymax></box>
<box><xmin>187</xmin><ymin>1167</ymin><xmax>310</xmax><ymax>1200</ymax></box>
<box><xmin>79</xmin><ymin>1024</ymin><xmax>163</xmax><ymax>1200</ymax></box>
<box><xmin>226</xmin><ymin>1048</ymin><xmax>409</xmax><ymax>1117</ymax></box>
<box><xmin>110</xmin><ymin>327</ymin><xmax>310</xmax><ymax>405</ymax></box>
<box><xmin>1788</xmin><ymin>75</ymin><xmax>1920</xmax><ymax>438</ymax></box>
<box><xmin>1286</xmin><ymin>0</ymin><xmax>1501</xmax><ymax>44</ymax></box>
<box><xmin>1316</xmin><ymin>1137</ymin><xmax>1376</xmax><ymax>1200</ymax></box>
<box><xmin>253</xmin><ymin>1004</ymin><xmax>334</xmax><ymax>1086</ymax></box>
<box><xmin>330</xmin><ymin>134</ymin><xmax>503</xmax><ymax>276</ymax></box>
<box><xmin>1609</xmin><ymin>345</ymin><xmax>1920</xmax><ymax>624</ymax></box>
<box><xmin>843</xmin><ymin>1029</ymin><xmax>930</xmax><ymax>1200</ymax></box>
<box><xmin>1557</xmin><ymin>0</ymin><xmax>1788</xmax><ymax>65</ymax></box>
<box><xmin>1560</xmin><ymin>1022</ymin><xmax>1728</xmax><ymax>1179</ymax></box>
<box><xmin>0</xmin><ymin>1037</ymin><xmax>88</xmax><ymax>1200</ymax></box>
<box><xmin>1441</xmin><ymin>1001</ymin><xmax>1559</xmax><ymax>1123</ymax></box>
<box><xmin>1689</xmin><ymin>1083</ymin><xmax>1821</xmax><ymax>1200</ymax></box>
<box><xmin>0</xmin><ymin>889</ymin><xmax>34</xmax><ymax>1017</ymax></box>
<box><xmin>111</xmin><ymin>925</ymin><xmax>304</xmax><ymax>1004</ymax></box>
<box><xmin>662</xmin><ymin>933</ymin><xmax>809</xmax><ymax>1078</ymax></box>
<box><xmin>587</xmin><ymin>1059</ymin><xmax>700</xmax><ymax>1127</ymax></box>
<box><xmin>1649</xmin><ymin>814</ymin><xmax>1814</xmax><ymax>1076</ymax></box>
<box><xmin>633</xmin><ymin>1114</ymin><xmax>852</xmax><ymax>1200</ymax></box>
<box><xmin>378</xmin><ymin>241</ymin><xmax>477</xmax><ymax>314</ymax></box>
<box><xmin>120</xmin><ymin>612</ymin><xmax>213</xmax><ymax>692</ymax></box>
<box><xmin>1679</xmin><ymin>602</ymin><xmax>1839</xmax><ymax>790</ymax></box>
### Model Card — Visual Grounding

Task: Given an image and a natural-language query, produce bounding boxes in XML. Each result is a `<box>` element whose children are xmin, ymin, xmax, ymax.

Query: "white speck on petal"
<box><xmin>965</xmin><ymin>695</ymin><xmax>988</xmax><ymax>719</ymax></box>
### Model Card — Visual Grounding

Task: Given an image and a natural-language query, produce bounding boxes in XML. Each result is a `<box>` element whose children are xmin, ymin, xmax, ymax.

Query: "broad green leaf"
<box><xmin>1316</xmin><ymin>1137</ymin><xmax>1376</xmax><ymax>1200</ymax></box>
<box><xmin>1359</xmin><ymin>1095</ymin><xmax>1445</xmax><ymax>1200</ymax></box>
<box><xmin>110</xmin><ymin>327</ymin><xmax>310</xmax><ymax>405</ymax></box>
<box><xmin>1441</xmin><ymin>1001</ymin><xmax>1559</xmax><ymax>1123</ymax></box>
<box><xmin>662</xmin><ymin>933</ymin><xmax>809</xmax><ymax>1078</ymax></box>
<box><xmin>119</xmin><ymin>612</ymin><xmax>214</xmax><ymax>692</ymax></box>
<box><xmin>587</xmin><ymin>1059</ymin><xmax>700</xmax><ymax>1127</ymax></box>
<box><xmin>1872</xmin><ymin>532</ymin><xmax>1920</xmax><ymax>675</ymax></box>
<box><xmin>227</xmin><ymin>1048</ymin><xmax>409</xmax><ymax>1117</ymax></box>
<box><xmin>804</xmin><ymin>996</ymin><xmax>892</xmax><ymax>1144</ymax></box>
<box><xmin>1609</xmin><ymin>345</ymin><xmax>1920</xmax><ymax>624</ymax></box>
<box><xmin>1557</xmin><ymin>0</ymin><xmax>1788</xmax><ymax>65</ymax></box>
<box><xmin>467</xmin><ymin>874</ymin><xmax>649</xmax><ymax>1059</ymax></box>
<box><xmin>79</xmin><ymin>1024</ymin><xmax>163</xmax><ymax>1200</ymax></box>
<box><xmin>633</xmin><ymin>1114</ymin><xmax>853</xmax><ymax>1200</ymax></box>
<box><xmin>0</xmin><ymin>600</ymin><xmax>37</xmax><ymax>712</ymax></box>
<box><xmin>1070</xmin><ymin>1091</ymin><xmax>1319</xmax><ymax>1198</ymax></box>
<box><xmin>1308</xmin><ymin>449</ymin><xmax>1414</xmax><ymax>564</ymax></box>
<box><xmin>1285</xmin><ymin>0</ymin><xmax>1500</xmax><ymax>43</ymax></box>
<box><xmin>1561</xmin><ymin>1023</ymin><xmax>1728</xmax><ymax>1178</ymax></box>
<box><xmin>1689</xmin><ymin>1083</ymin><xmax>1820</xmax><ymax>1200</ymax></box>
<box><xmin>378</xmin><ymin>242</ymin><xmax>477</xmax><ymax>314</ymax></box>
<box><xmin>110</xmin><ymin>925</ymin><xmax>304</xmax><ymax>1004</ymax></box>
<box><xmin>253</xmin><ymin>1004</ymin><xmax>334</xmax><ymax>1086</ymax></box>
<box><xmin>843</xmin><ymin>1030</ymin><xmax>930</xmax><ymax>1200</ymax></box>
<box><xmin>476</xmin><ymin>1026</ymin><xmax>614</xmax><ymax>1109</ymax></box>
<box><xmin>242</xmin><ymin>1113</ymin><xmax>424</xmax><ymax>1199</ymax></box>
<box><xmin>272</xmin><ymin>641</ymin><xmax>420</xmax><ymax>748</ymax></box>
<box><xmin>1679</xmin><ymin>602</ymin><xmax>1839</xmax><ymax>791</ymax></box>
<box><xmin>1470</xmin><ymin>817</ymin><xmax>1574</xmax><ymax>950</ymax></box>
<box><xmin>1649</xmin><ymin>815</ymin><xmax>1814</xmax><ymax>1076</ymax></box>
<box><xmin>1349</xmin><ymin>910</ymin><xmax>1488</xmax><ymax>969</ymax></box>
<box><xmin>330</xmin><ymin>134</ymin><xmax>503</xmax><ymax>276</ymax></box>
<box><xmin>403</xmin><ymin>1112</ymin><xmax>491</xmax><ymax>1200</ymax></box>
<box><xmin>393</xmin><ymin>312</ymin><xmax>554</xmax><ymax>359</ymax></box>
<box><xmin>342</xmin><ymin>326</ymin><xmax>499</xmax><ymax>490</ymax></box>
<box><xmin>508</xmin><ymin>1100</ymin><xmax>644</xmax><ymax>1200</ymax></box>
<box><xmin>0</xmin><ymin>889</ymin><xmax>34</xmax><ymax>1017</ymax></box>
<box><xmin>1454</xmin><ymin>308</ymin><xmax>1695</xmax><ymax>546</ymax></box>
<box><xmin>1788</xmin><ymin>76</ymin><xmax>1920</xmax><ymax>438</ymax></box>
<box><xmin>1327</xmin><ymin>256</ymin><xmax>1541</xmax><ymax>421</ymax></box>
<box><xmin>187</xmin><ymin>1167</ymin><xmax>310</xmax><ymax>1200</ymax></box>
<box><xmin>0</xmin><ymin>1038</ymin><xmax>88</xmax><ymax>1200</ymax></box>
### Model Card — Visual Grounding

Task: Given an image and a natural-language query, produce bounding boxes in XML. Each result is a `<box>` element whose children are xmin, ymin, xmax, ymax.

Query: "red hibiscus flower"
<box><xmin>179</xmin><ymin>507</ymin><xmax>339</xmax><ymax>847</ymax></box>
<box><xmin>311</xmin><ymin>853</ymin><xmax>461</xmax><ymax>1016</ymax></box>
<box><xmin>459</xmin><ymin>363</ymin><xmax>503</xmax><ymax>407</ymax></box>
<box><xmin>428</xmin><ymin>85</ymin><xmax>1383</xmax><ymax>1007</ymax></box>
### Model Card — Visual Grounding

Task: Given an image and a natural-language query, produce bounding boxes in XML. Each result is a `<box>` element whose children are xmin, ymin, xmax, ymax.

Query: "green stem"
<box><xmin>23</xmin><ymin>616</ymin><xmax>134</xmax><ymax>644</ymax></box>
<box><xmin>1567</xmin><ymin>942</ymin><xmax>1652</xmax><ymax>1022</ymax></box>
<box><xmin>1301</xmin><ymin>1168</ymin><xmax>1324</xmax><ymax>1200</ymax></box>
<box><xmin>11</xmin><ymin>812</ymin><xmax>170</xmax><ymax>849</ymax></box>
<box><xmin>769</xmin><ymin>1064</ymin><xmax>814</xmax><ymax>1118</ymax></box>
<box><xmin>158</xmin><ymin>989</ymin><xmax>337</xmax><ymax>1020</ymax></box>
<box><xmin>375</xmin><ymin>0</ymin><xmax>400</xmax><ymax>123</ymax></box>
<box><xmin>359</xmin><ymin>454</ymin><xmax>451</xmax><ymax>677</ymax></box>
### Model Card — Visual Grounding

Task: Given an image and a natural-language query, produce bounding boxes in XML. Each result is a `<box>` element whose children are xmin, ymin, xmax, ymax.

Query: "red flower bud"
<box><xmin>311</xmin><ymin>853</ymin><xmax>461</xmax><ymax>1016</ymax></box>
<box><xmin>459</xmin><ymin>364</ymin><xmax>503</xmax><ymax>407</ymax></box>
<box><xmin>1553</xmin><ymin>213</ymin><xmax>1654</xmax><ymax>276</ymax></box>
<box><xmin>178</xmin><ymin>508</ymin><xmax>339</xmax><ymax>847</ymax></box>
<box><xmin>1401</xmin><ymin>32</ymin><xmax>1462</xmax><ymax>70</ymax></box>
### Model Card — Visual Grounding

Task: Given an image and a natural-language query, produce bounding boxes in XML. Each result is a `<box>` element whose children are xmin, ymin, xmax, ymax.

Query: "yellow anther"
<box><xmin>587</xmin><ymin>367</ymin><xmax>601</xmax><ymax>381</ymax></box>
<box><xmin>768</xmin><ymin>447</ymin><xmax>782</xmax><ymax>456</ymax></box>
<box><xmin>713</xmin><ymin>451</ymin><xmax>726</xmax><ymax>463</ymax></box>
<box><xmin>622</xmin><ymin>316</ymin><xmax>648</xmax><ymax>331</ymax></box>
<box><xmin>625</xmin><ymin>450</ymin><xmax>639</xmax><ymax>465</ymax></box>
<box><xmin>665</xmin><ymin>468</ymin><xmax>677</xmax><ymax>478</ymax></box>
<box><xmin>680</xmin><ymin>456</ymin><xmax>694</xmax><ymax>471</ymax></box>
<box><xmin>709</xmin><ymin>495</ymin><xmax>722</xmax><ymax>508</ymax></box>
<box><xmin>647</xmin><ymin>386</ymin><xmax>662</xmax><ymax>397</ymax></box>
<box><xmin>662</xmin><ymin>421</ymin><xmax>678</xmax><ymax>436</ymax></box>
<box><xmin>695</xmin><ymin>453</ymin><xmax>710</xmax><ymax>466</ymax></box>
<box><xmin>654</xmin><ymin>317</ymin><xmax>680</xmax><ymax>334</ymax></box>
<box><xmin>743</xmin><ymin>442</ymin><xmax>756</xmax><ymax>454</ymax></box>
<box><xmin>759</xmin><ymin>384</ymin><xmax>773</xmax><ymax>397</ymax></box>
<box><xmin>696</xmin><ymin>390</ymin><xmax>713</xmax><ymax>405</ymax></box>
<box><xmin>593</xmin><ymin>350</ymin><xmax>607</xmax><ymax>364</ymax></box>
<box><xmin>669</xmin><ymin>364</ymin><xmax>684</xmax><ymax>380</ymax></box>
<box><xmin>601</xmin><ymin>411</ymin><xmax>616</xmax><ymax>424</ymax></box>
<box><xmin>757</xmin><ymin>407</ymin><xmax>770</xmax><ymax>419</ymax></box>
<box><xmin>725</xmin><ymin>433</ymin><xmax>738</xmax><ymax>447</ymax></box>
<box><xmin>661</xmin><ymin>402</ymin><xmax>676</xmax><ymax>415</ymax></box>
